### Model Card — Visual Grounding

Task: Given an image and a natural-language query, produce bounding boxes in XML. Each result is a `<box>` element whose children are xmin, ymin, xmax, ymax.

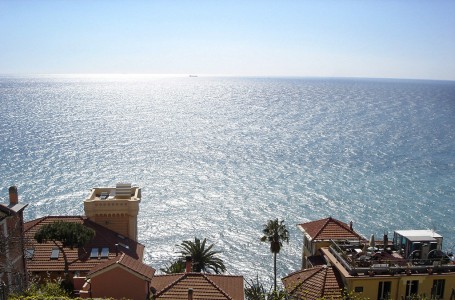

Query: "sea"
<box><xmin>1</xmin><ymin>75</ymin><xmax>454</xmax><ymax>288</ymax></box>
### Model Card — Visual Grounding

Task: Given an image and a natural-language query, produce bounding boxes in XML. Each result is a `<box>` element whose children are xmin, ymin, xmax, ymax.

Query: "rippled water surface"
<box><xmin>1</xmin><ymin>75</ymin><xmax>454</xmax><ymax>286</ymax></box>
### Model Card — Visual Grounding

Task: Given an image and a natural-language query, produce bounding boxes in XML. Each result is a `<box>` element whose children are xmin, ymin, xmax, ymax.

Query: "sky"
<box><xmin>1</xmin><ymin>0</ymin><xmax>455</xmax><ymax>80</ymax></box>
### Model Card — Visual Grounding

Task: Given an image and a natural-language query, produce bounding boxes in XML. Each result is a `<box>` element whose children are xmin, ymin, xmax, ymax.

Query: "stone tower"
<box><xmin>83</xmin><ymin>183</ymin><xmax>141</xmax><ymax>241</ymax></box>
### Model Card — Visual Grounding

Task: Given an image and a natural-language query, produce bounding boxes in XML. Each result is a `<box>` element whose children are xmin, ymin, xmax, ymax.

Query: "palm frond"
<box><xmin>177</xmin><ymin>237</ymin><xmax>226</xmax><ymax>274</ymax></box>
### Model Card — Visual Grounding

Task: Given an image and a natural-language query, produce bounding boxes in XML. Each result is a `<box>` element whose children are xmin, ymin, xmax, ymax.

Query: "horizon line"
<box><xmin>0</xmin><ymin>73</ymin><xmax>454</xmax><ymax>82</ymax></box>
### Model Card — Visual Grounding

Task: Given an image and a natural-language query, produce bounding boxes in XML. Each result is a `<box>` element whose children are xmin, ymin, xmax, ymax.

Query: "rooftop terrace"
<box><xmin>85</xmin><ymin>183</ymin><xmax>141</xmax><ymax>202</ymax></box>
<box><xmin>326</xmin><ymin>234</ymin><xmax>455</xmax><ymax>276</ymax></box>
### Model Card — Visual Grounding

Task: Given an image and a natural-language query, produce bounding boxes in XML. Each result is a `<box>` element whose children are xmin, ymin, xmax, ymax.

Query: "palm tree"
<box><xmin>178</xmin><ymin>237</ymin><xmax>226</xmax><ymax>273</ymax></box>
<box><xmin>260</xmin><ymin>219</ymin><xmax>289</xmax><ymax>292</ymax></box>
<box><xmin>160</xmin><ymin>258</ymin><xmax>185</xmax><ymax>274</ymax></box>
<box><xmin>245</xmin><ymin>276</ymin><xmax>267</xmax><ymax>300</ymax></box>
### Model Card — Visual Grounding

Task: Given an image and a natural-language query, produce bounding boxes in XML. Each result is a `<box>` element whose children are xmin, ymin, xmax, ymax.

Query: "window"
<box><xmin>304</xmin><ymin>236</ymin><xmax>309</xmax><ymax>249</ymax></box>
<box><xmin>100</xmin><ymin>247</ymin><xmax>109</xmax><ymax>258</ymax></box>
<box><xmin>50</xmin><ymin>248</ymin><xmax>60</xmax><ymax>259</ymax></box>
<box><xmin>432</xmin><ymin>279</ymin><xmax>445</xmax><ymax>299</ymax></box>
<box><xmin>405</xmin><ymin>280</ymin><xmax>419</xmax><ymax>299</ymax></box>
<box><xmin>354</xmin><ymin>286</ymin><xmax>364</xmax><ymax>293</ymax></box>
<box><xmin>25</xmin><ymin>248</ymin><xmax>35</xmax><ymax>259</ymax></box>
<box><xmin>90</xmin><ymin>248</ymin><xmax>99</xmax><ymax>259</ymax></box>
<box><xmin>377</xmin><ymin>281</ymin><xmax>391</xmax><ymax>300</ymax></box>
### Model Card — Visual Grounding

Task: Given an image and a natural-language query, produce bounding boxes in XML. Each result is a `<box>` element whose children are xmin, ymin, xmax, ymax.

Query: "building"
<box><xmin>290</xmin><ymin>217</ymin><xmax>455</xmax><ymax>300</ymax></box>
<box><xmin>10</xmin><ymin>183</ymin><xmax>246</xmax><ymax>299</ymax></box>
<box><xmin>24</xmin><ymin>216</ymin><xmax>147</xmax><ymax>282</ymax></box>
<box><xmin>298</xmin><ymin>217</ymin><xmax>364</xmax><ymax>269</ymax></box>
<box><xmin>80</xmin><ymin>253</ymin><xmax>155</xmax><ymax>299</ymax></box>
<box><xmin>24</xmin><ymin>184</ymin><xmax>157</xmax><ymax>300</ymax></box>
<box><xmin>84</xmin><ymin>183</ymin><xmax>141</xmax><ymax>241</ymax></box>
<box><xmin>322</xmin><ymin>236</ymin><xmax>455</xmax><ymax>300</ymax></box>
<box><xmin>0</xmin><ymin>186</ymin><xmax>28</xmax><ymax>297</ymax></box>
<box><xmin>151</xmin><ymin>257</ymin><xmax>244</xmax><ymax>300</ymax></box>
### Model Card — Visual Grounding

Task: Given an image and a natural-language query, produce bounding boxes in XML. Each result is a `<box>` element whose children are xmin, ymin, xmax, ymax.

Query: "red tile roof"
<box><xmin>152</xmin><ymin>273</ymin><xmax>244</xmax><ymax>300</ymax></box>
<box><xmin>87</xmin><ymin>253</ymin><xmax>155</xmax><ymax>280</ymax></box>
<box><xmin>298</xmin><ymin>217</ymin><xmax>364</xmax><ymax>241</ymax></box>
<box><xmin>24</xmin><ymin>216</ymin><xmax>145</xmax><ymax>273</ymax></box>
<box><xmin>282</xmin><ymin>265</ymin><xmax>343</xmax><ymax>300</ymax></box>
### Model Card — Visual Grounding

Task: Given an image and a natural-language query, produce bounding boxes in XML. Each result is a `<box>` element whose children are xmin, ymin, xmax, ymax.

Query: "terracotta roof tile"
<box><xmin>24</xmin><ymin>216</ymin><xmax>46</xmax><ymax>231</ymax></box>
<box><xmin>24</xmin><ymin>216</ymin><xmax>145</xmax><ymax>274</ymax></box>
<box><xmin>152</xmin><ymin>273</ymin><xmax>244</xmax><ymax>300</ymax></box>
<box><xmin>298</xmin><ymin>217</ymin><xmax>364</xmax><ymax>240</ymax></box>
<box><xmin>208</xmin><ymin>274</ymin><xmax>245</xmax><ymax>299</ymax></box>
<box><xmin>282</xmin><ymin>265</ymin><xmax>343</xmax><ymax>300</ymax></box>
<box><xmin>87</xmin><ymin>253</ymin><xmax>155</xmax><ymax>280</ymax></box>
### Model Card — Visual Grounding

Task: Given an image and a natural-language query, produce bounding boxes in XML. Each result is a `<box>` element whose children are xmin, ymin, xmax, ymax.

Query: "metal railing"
<box><xmin>328</xmin><ymin>240</ymin><xmax>455</xmax><ymax>276</ymax></box>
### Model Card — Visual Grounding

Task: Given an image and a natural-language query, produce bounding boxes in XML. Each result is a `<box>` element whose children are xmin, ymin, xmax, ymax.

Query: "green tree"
<box><xmin>34</xmin><ymin>221</ymin><xmax>95</xmax><ymax>277</ymax></box>
<box><xmin>178</xmin><ymin>237</ymin><xmax>226</xmax><ymax>274</ymax></box>
<box><xmin>160</xmin><ymin>258</ymin><xmax>186</xmax><ymax>274</ymax></box>
<box><xmin>9</xmin><ymin>277</ymin><xmax>70</xmax><ymax>299</ymax></box>
<box><xmin>267</xmin><ymin>290</ymin><xmax>288</xmax><ymax>300</ymax></box>
<box><xmin>245</xmin><ymin>276</ymin><xmax>267</xmax><ymax>300</ymax></box>
<box><xmin>260</xmin><ymin>219</ymin><xmax>289</xmax><ymax>292</ymax></box>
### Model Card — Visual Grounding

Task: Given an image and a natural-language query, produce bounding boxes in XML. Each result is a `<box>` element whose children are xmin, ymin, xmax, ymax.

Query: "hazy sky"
<box><xmin>1</xmin><ymin>0</ymin><xmax>455</xmax><ymax>80</ymax></box>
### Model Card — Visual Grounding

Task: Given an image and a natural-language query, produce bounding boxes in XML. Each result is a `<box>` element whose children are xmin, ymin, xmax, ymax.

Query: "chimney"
<box><xmin>383</xmin><ymin>232</ymin><xmax>388</xmax><ymax>250</ymax></box>
<box><xmin>349</xmin><ymin>220</ymin><xmax>353</xmax><ymax>231</ymax></box>
<box><xmin>9</xmin><ymin>186</ymin><xmax>18</xmax><ymax>205</ymax></box>
<box><xmin>185</xmin><ymin>256</ymin><xmax>192</xmax><ymax>273</ymax></box>
<box><xmin>188</xmin><ymin>288</ymin><xmax>193</xmax><ymax>300</ymax></box>
<box><xmin>115</xmin><ymin>243</ymin><xmax>119</xmax><ymax>256</ymax></box>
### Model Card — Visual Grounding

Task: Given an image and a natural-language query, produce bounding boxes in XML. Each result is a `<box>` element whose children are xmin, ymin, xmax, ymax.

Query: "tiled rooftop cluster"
<box><xmin>5</xmin><ymin>184</ymin><xmax>455</xmax><ymax>300</ymax></box>
<box><xmin>24</xmin><ymin>216</ymin><xmax>143</xmax><ymax>273</ymax></box>
<box><xmin>294</xmin><ymin>216</ymin><xmax>455</xmax><ymax>300</ymax></box>
<box><xmin>10</xmin><ymin>185</ymin><xmax>245</xmax><ymax>300</ymax></box>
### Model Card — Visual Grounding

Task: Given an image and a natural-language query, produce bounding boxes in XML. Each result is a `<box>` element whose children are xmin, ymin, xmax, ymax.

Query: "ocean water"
<box><xmin>1</xmin><ymin>75</ymin><xmax>454</xmax><ymax>287</ymax></box>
